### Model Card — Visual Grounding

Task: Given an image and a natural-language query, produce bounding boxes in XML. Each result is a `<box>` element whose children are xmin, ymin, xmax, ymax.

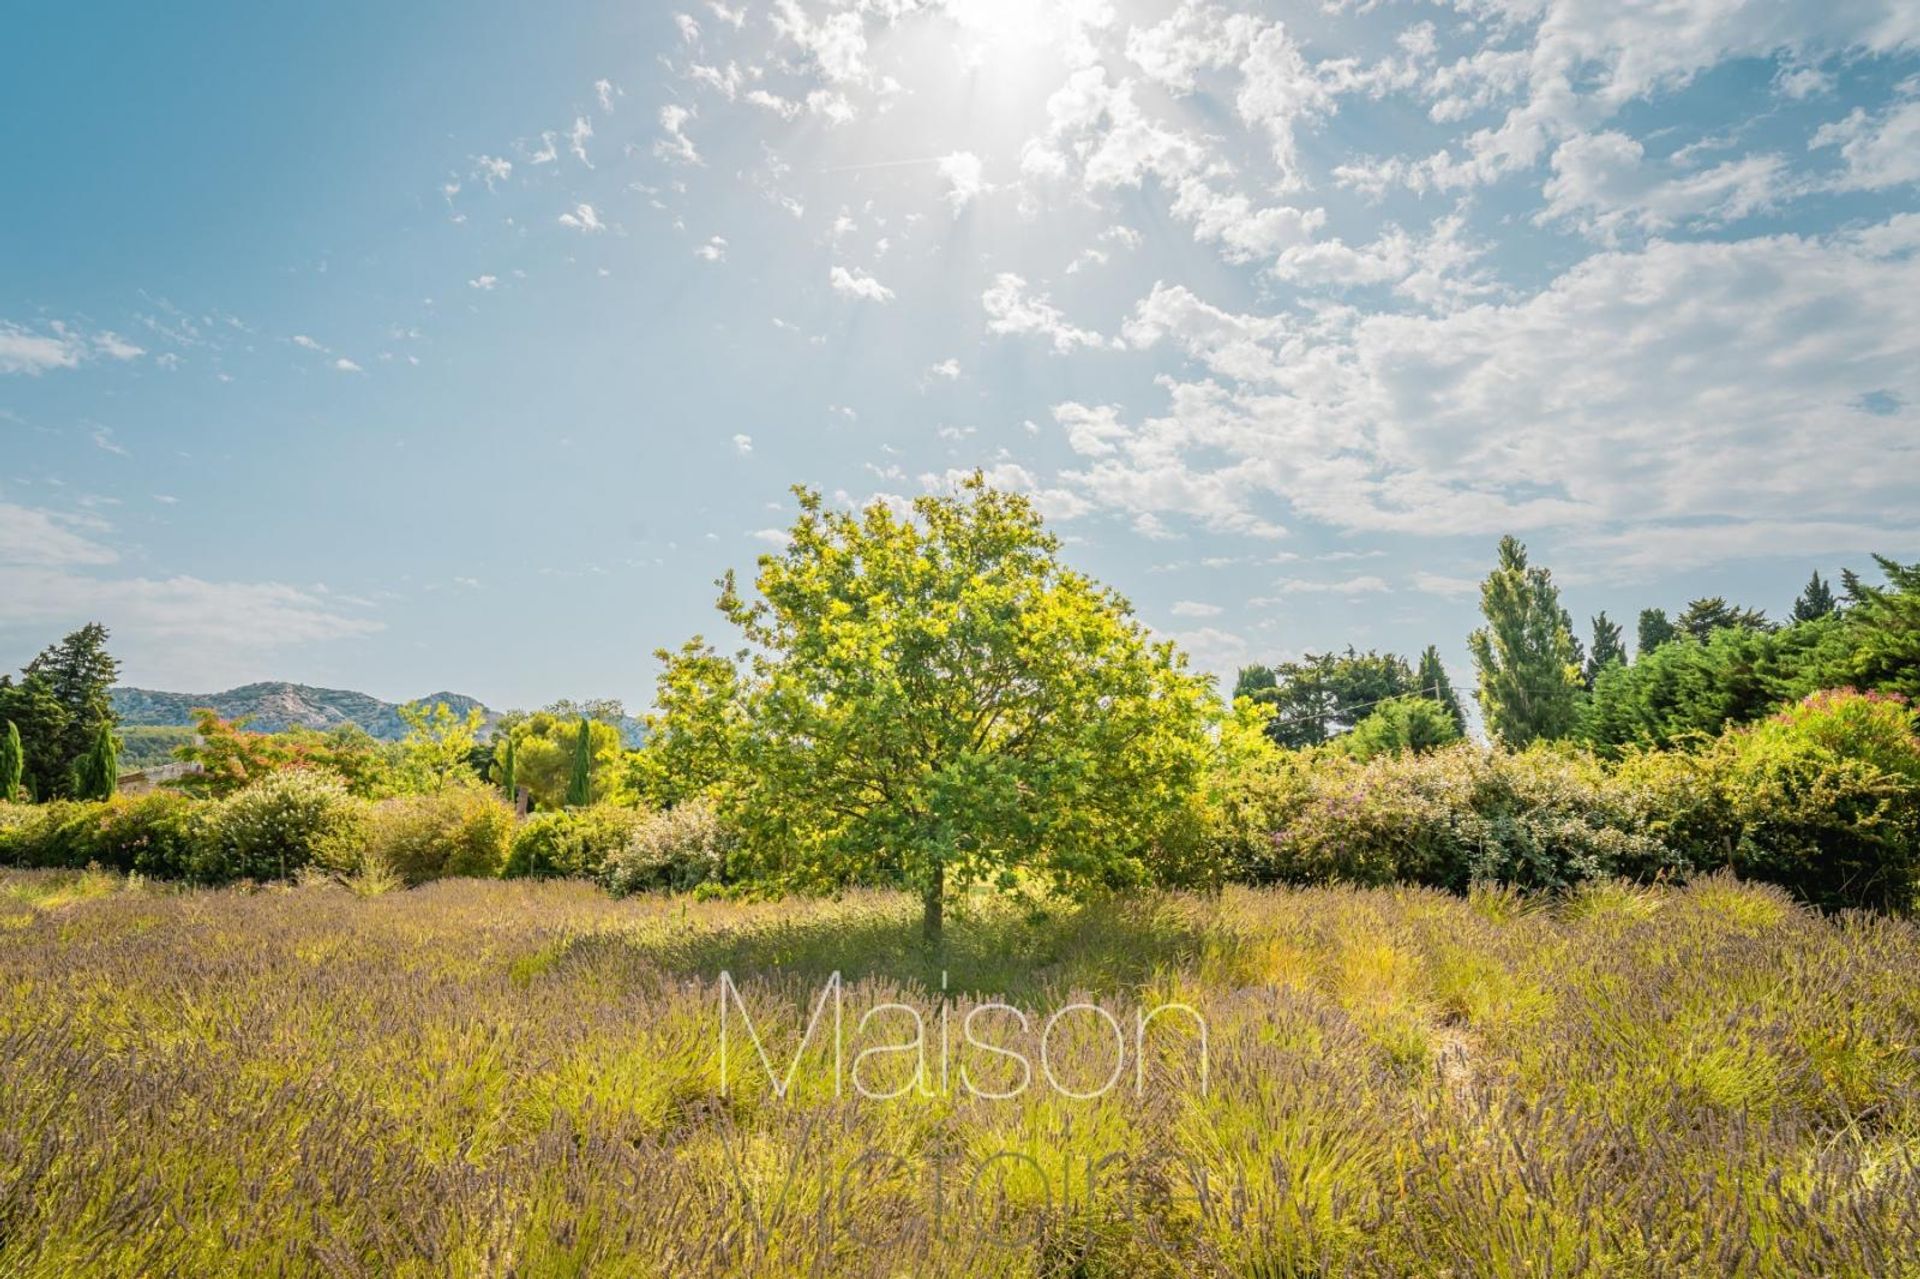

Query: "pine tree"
<box><xmin>565</xmin><ymin>717</ymin><xmax>592</xmax><ymax>807</ymax></box>
<box><xmin>17</xmin><ymin>624</ymin><xmax>119</xmax><ymax>798</ymax></box>
<box><xmin>1415</xmin><ymin>645</ymin><xmax>1468</xmax><ymax>736</ymax></box>
<box><xmin>1676</xmin><ymin>597</ymin><xmax>1770</xmax><ymax>642</ymax></box>
<box><xmin>1467</xmin><ymin>536</ymin><xmax>1583</xmax><ymax>748</ymax></box>
<box><xmin>0</xmin><ymin>720</ymin><xmax>22</xmax><ymax>803</ymax></box>
<box><xmin>1792</xmin><ymin>571</ymin><xmax>1837</xmax><ymax>622</ymax></box>
<box><xmin>72</xmin><ymin>719</ymin><xmax>118</xmax><ymax>801</ymax></box>
<box><xmin>1585</xmin><ymin>612</ymin><xmax>1627</xmax><ymax>686</ymax></box>
<box><xmin>1637</xmin><ymin>608</ymin><xmax>1677</xmax><ymax>657</ymax></box>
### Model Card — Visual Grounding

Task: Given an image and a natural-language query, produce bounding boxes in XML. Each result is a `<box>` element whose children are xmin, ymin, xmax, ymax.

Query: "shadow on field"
<box><xmin>583</xmin><ymin>893</ymin><xmax>1215</xmax><ymax>1002</ymax></box>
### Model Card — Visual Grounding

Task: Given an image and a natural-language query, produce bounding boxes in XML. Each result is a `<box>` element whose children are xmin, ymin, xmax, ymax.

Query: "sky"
<box><xmin>3</xmin><ymin>0</ymin><xmax>1919</xmax><ymax>711</ymax></box>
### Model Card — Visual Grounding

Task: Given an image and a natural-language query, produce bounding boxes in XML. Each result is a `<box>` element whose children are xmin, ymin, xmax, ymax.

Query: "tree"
<box><xmin>1836</xmin><ymin>555</ymin><xmax>1920</xmax><ymax>699</ymax></box>
<box><xmin>488</xmin><ymin>711</ymin><xmax>628</xmax><ymax>809</ymax></box>
<box><xmin>655</xmin><ymin>478</ymin><xmax>1215</xmax><ymax>945</ymax></box>
<box><xmin>1792</xmin><ymin>571</ymin><xmax>1837</xmax><ymax>623</ymax></box>
<box><xmin>1343</xmin><ymin>696</ymin><xmax>1462</xmax><ymax>761</ymax></box>
<box><xmin>72</xmin><ymin>719</ymin><xmax>119</xmax><ymax>800</ymax></box>
<box><xmin>1585</xmin><ymin>612</ymin><xmax>1627</xmax><ymax>687</ymax></box>
<box><xmin>632</xmin><ymin>638</ymin><xmax>745</xmax><ymax>808</ymax></box>
<box><xmin>1</xmin><ymin>720</ymin><xmax>22</xmax><ymax>803</ymax></box>
<box><xmin>0</xmin><ymin>672</ymin><xmax>73</xmax><ymax>803</ymax></box>
<box><xmin>170</xmin><ymin>710</ymin><xmax>395</xmax><ymax>798</ymax></box>
<box><xmin>1467</xmin><ymin>536</ymin><xmax>1583</xmax><ymax>748</ymax></box>
<box><xmin>500</xmin><ymin>733</ymin><xmax>518</xmax><ymax>807</ymax></box>
<box><xmin>1415</xmin><ymin>645</ymin><xmax>1468</xmax><ymax>737</ymax></box>
<box><xmin>396</xmin><ymin>701</ymin><xmax>487</xmax><ymax>794</ymax></box>
<box><xmin>1234</xmin><ymin>649</ymin><xmax>1416</xmax><ymax>748</ymax></box>
<box><xmin>1677</xmin><ymin>597</ymin><xmax>1770</xmax><ymax>643</ymax></box>
<box><xmin>566</xmin><ymin>717</ymin><xmax>592</xmax><ymax>807</ymax></box>
<box><xmin>1637</xmin><ymin>608</ymin><xmax>1678</xmax><ymax>657</ymax></box>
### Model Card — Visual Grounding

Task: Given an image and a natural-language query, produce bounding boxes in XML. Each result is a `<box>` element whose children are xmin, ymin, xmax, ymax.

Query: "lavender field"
<box><xmin>2</xmin><ymin>868</ymin><xmax>1916</xmax><ymax>1277</ymax></box>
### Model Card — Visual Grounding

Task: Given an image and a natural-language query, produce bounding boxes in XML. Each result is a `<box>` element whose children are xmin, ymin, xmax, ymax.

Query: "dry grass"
<box><xmin>1</xmin><ymin>870</ymin><xmax>1917</xmax><ymax>1276</ymax></box>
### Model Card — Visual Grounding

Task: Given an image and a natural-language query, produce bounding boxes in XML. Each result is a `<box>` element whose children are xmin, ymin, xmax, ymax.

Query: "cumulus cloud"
<box><xmin>656</xmin><ymin>104</ymin><xmax>701</xmax><ymax>164</ymax></box>
<box><xmin>829</xmin><ymin>265</ymin><xmax>895</xmax><ymax>302</ymax></box>
<box><xmin>1812</xmin><ymin>96</ymin><xmax>1920</xmax><ymax>190</ymax></box>
<box><xmin>558</xmin><ymin>202</ymin><xmax>605</xmax><ymax>232</ymax></box>
<box><xmin>1</xmin><ymin>321</ymin><xmax>145</xmax><ymax>375</ymax></box>
<box><xmin>981</xmin><ymin>274</ymin><xmax>1110</xmax><ymax>353</ymax></box>
<box><xmin>937</xmin><ymin>151</ymin><xmax>987</xmax><ymax>211</ymax></box>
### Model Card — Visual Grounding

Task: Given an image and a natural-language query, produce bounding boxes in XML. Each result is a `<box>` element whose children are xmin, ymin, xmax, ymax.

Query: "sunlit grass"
<box><xmin>0</xmin><ymin>870</ymin><xmax>1916</xmax><ymax>1275</ymax></box>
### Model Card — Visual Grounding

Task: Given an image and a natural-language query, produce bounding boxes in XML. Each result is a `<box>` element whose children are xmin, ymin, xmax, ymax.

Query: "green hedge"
<box><xmin>366</xmin><ymin>788</ymin><xmax>515</xmax><ymax>885</ymax></box>
<box><xmin>503</xmin><ymin>806</ymin><xmax>645</xmax><ymax>880</ymax></box>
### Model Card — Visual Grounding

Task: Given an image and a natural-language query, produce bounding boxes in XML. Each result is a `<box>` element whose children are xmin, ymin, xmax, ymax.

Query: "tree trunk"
<box><xmin>922</xmin><ymin>861</ymin><xmax>944</xmax><ymax>950</ymax></box>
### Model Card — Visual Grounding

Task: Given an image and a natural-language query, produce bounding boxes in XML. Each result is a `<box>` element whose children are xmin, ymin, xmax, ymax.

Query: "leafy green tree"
<box><xmin>72</xmin><ymin>719</ymin><xmax>119</xmax><ymax>800</ymax></box>
<box><xmin>1467</xmin><ymin>536</ymin><xmax>1583</xmax><ymax>747</ymax></box>
<box><xmin>656</xmin><ymin>477</ymin><xmax>1215</xmax><ymax>944</ymax></box>
<box><xmin>0</xmin><ymin>672</ymin><xmax>72</xmax><ymax>803</ymax></box>
<box><xmin>500</xmin><ymin>733</ymin><xmax>518</xmax><ymax>807</ymax></box>
<box><xmin>1234</xmin><ymin>649</ymin><xmax>1416</xmax><ymax>748</ymax></box>
<box><xmin>1677</xmin><ymin>597</ymin><xmax>1770</xmax><ymax>642</ymax></box>
<box><xmin>632</xmin><ymin>638</ymin><xmax>745</xmax><ymax>808</ymax></box>
<box><xmin>566</xmin><ymin>717</ymin><xmax>592</xmax><ymax>807</ymax></box>
<box><xmin>1792</xmin><ymin>571</ymin><xmax>1837</xmax><ymax>623</ymax></box>
<box><xmin>1415</xmin><ymin>645</ymin><xmax>1468</xmax><ymax>736</ymax></box>
<box><xmin>1</xmin><ymin>720</ymin><xmax>22</xmax><ymax>803</ymax></box>
<box><xmin>1637</xmin><ymin>608</ymin><xmax>1677</xmax><ymax>657</ymax></box>
<box><xmin>1585</xmin><ymin>612</ymin><xmax>1627</xmax><ymax>687</ymax></box>
<box><xmin>1343</xmin><ymin>695</ymin><xmax>1462</xmax><ymax>761</ymax></box>
<box><xmin>395</xmin><ymin>700</ymin><xmax>487</xmax><ymax>794</ymax></box>
<box><xmin>489</xmin><ymin>711</ymin><xmax>628</xmax><ymax>809</ymax></box>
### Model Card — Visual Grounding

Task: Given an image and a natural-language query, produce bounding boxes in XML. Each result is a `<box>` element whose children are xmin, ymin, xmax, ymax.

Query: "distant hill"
<box><xmin>110</xmin><ymin>682</ymin><xmax>497</xmax><ymax>741</ymax></box>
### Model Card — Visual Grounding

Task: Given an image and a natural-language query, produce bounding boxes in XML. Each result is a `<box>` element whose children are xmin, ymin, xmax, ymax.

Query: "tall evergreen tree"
<box><xmin>72</xmin><ymin>719</ymin><xmax>119</xmax><ymax>801</ymax></box>
<box><xmin>0</xmin><ymin>672</ymin><xmax>73</xmax><ymax>803</ymax></box>
<box><xmin>1637</xmin><ymin>608</ymin><xmax>1677</xmax><ymax>657</ymax></box>
<box><xmin>1415</xmin><ymin>645</ymin><xmax>1468</xmax><ymax>736</ymax></box>
<box><xmin>17</xmin><ymin>624</ymin><xmax>120</xmax><ymax>799</ymax></box>
<box><xmin>0</xmin><ymin>720</ymin><xmax>22</xmax><ymax>803</ymax></box>
<box><xmin>1837</xmin><ymin>555</ymin><xmax>1920</xmax><ymax>698</ymax></box>
<box><xmin>501</xmin><ymin>733</ymin><xmax>518</xmax><ymax>807</ymax></box>
<box><xmin>565</xmin><ymin>717</ymin><xmax>592</xmax><ymax>807</ymax></box>
<box><xmin>1234</xmin><ymin>649</ymin><xmax>1415</xmax><ymax>748</ymax></box>
<box><xmin>1792</xmin><ymin>571</ymin><xmax>1837</xmax><ymax>622</ymax></box>
<box><xmin>1677</xmin><ymin>597</ymin><xmax>1770</xmax><ymax>642</ymax></box>
<box><xmin>1585</xmin><ymin>612</ymin><xmax>1627</xmax><ymax>687</ymax></box>
<box><xmin>1467</xmin><ymin>536</ymin><xmax>1583</xmax><ymax>747</ymax></box>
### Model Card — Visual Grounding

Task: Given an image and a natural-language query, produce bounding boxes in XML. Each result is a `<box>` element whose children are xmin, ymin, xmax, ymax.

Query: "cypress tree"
<box><xmin>1</xmin><ymin>720</ymin><xmax>22</xmax><ymax>803</ymax></box>
<box><xmin>566</xmin><ymin>717</ymin><xmax>592</xmax><ymax>807</ymax></box>
<box><xmin>501</xmin><ymin>734</ymin><xmax>518</xmax><ymax>808</ymax></box>
<box><xmin>73</xmin><ymin>719</ymin><xmax>118</xmax><ymax>801</ymax></box>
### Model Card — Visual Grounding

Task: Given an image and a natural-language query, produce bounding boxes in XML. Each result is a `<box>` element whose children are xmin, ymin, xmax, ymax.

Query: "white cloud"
<box><xmin>291</xmin><ymin>334</ymin><xmax>325</xmax><ymax>351</ymax></box>
<box><xmin>937</xmin><ymin>151</ymin><xmax>987</xmax><ymax>211</ymax></box>
<box><xmin>1812</xmin><ymin>96</ymin><xmax>1920</xmax><ymax>190</ymax></box>
<box><xmin>558</xmin><ymin>202</ymin><xmax>605</xmax><ymax>232</ymax></box>
<box><xmin>568</xmin><ymin>115</ymin><xmax>594</xmax><ymax>165</ymax></box>
<box><xmin>333</xmin><ymin>358</ymin><xmax>363</xmax><ymax>374</ymax></box>
<box><xmin>732</xmin><ymin>433</ymin><xmax>753</xmax><ymax>456</ymax></box>
<box><xmin>1235</xmin><ymin>22</ymin><xmax>1338</xmax><ymax>187</ymax></box>
<box><xmin>829</xmin><ymin>265</ymin><xmax>895</xmax><ymax>302</ymax></box>
<box><xmin>0</xmin><ymin>504</ymin><xmax>117</xmax><ymax>567</ymax></box>
<box><xmin>1170</xmin><ymin>599</ymin><xmax>1224</xmax><ymax>617</ymax></box>
<box><xmin>469</xmin><ymin>274</ymin><xmax>499</xmax><ymax>290</ymax></box>
<box><xmin>1253</xmin><ymin>576</ymin><xmax>1390</xmax><ymax>600</ymax></box>
<box><xmin>656</xmin><ymin>104</ymin><xmax>701</xmax><ymax>164</ymax></box>
<box><xmin>772</xmin><ymin>0</ymin><xmax>869</xmax><ymax>84</ymax></box>
<box><xmin>1170</xmin><ymin>179</ymin><xmax>1325</xmax><ymax>264</ymax></box>
<box><xmin>981</xmin><ymin>274</ymin><xmax>1109</xmax><ymax>353</ymax></box>
<box><xmin>595</xmin><ymin>78</ymin><xmax>617</xmax><ymax>110</ymax></box>
<box><xmin>927</xmin><ymin>358</ymin><xmax>961</xmax><ymax>380</ymax></box>
<box><xmin>1542</xmin><ymin>131</ymin><xmax>1788</xmax><ymax>237</ymax></box>
<box><xmin>0</xmin><ymin>322</ymin><xmax>146</xmax><ymax>374</ymax></box>
<box><xmin>696</xmin><ymin>235</ymin><xmax>728</xmax><ymax>261</ymax></box>
<box><xmin>1126</xmin><ymin>1</ymin><xmax>1259</xmax><ymax>93</ymax></box>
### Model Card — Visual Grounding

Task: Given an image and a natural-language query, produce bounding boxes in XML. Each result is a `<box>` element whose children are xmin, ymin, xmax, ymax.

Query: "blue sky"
<box><xmin>3</xmin><ymin>0</ymin><xmax>1918</xmax><ymax>710</ymax></box>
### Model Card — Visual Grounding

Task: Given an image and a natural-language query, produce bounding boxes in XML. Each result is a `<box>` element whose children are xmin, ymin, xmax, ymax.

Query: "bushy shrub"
<box><xmin>366</xmin><ymin>786</ymin><xmax>516</xmax><ymax>885</ymax></box>
<box><xmin>503</xmin><ymin>805</ymin><xmax>644</xmax><ymax>880</ymax></box>
<box><xmin>1342</xmin><ymin>695</ymin><xmax>1462</xmax><ymax>762</ymax></box>
<box><xmin>603</xmin><ymin>799</ymin><xmax>733</xmax><ymax>895</ymax></box>
<box><xmin>1708</xmin><ymin>690</ymin><xmax>1920</xmax><ymax>912</ymax></box>
<box><xmin>87</xmin><ymin>793</ymin><xmax>200</xmax><ymax>876</ymax></box>
<box><xmin>1266</xmin><ymin>743</ymin><xmax>1676</xmax><ymax>892</ymax></box>
<box><xmin>194</xmin><ymin>772</ymin><xmax>369</xmax><ymax>883</ymax></box>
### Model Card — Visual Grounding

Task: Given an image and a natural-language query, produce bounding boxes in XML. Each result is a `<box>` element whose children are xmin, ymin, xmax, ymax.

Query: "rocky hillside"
<box><xmin>110</xmin><ymin>683</ymin><xmax>496</xmax><ymax>741</ymax></box>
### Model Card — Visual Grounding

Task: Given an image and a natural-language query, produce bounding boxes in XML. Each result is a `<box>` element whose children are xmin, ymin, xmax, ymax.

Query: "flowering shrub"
<box><xmin>365</xmin><ymin>785</ymin><xmax>516</xmax><ymax>885</ymax></box>
<box><xmin>602</xmin><ymin>800</ymin><xmax>734</xmax><ymax>895</ymax></box>
<box><xmin>194</xmin><ymin>772</ymin><xmax>369</xmax><ymax>883</ymax></box>
<box><xmin>1707</xmin><ymin>689</ymin><xmax>1920</xmax><ymax>911</ymax></box>
<box><xmin>0</xmin><ymin>795</ymin><xmax>199</xmax><ymax>876</ymax></box>
<box><xmin>504</xmin><ymin>805</ymin><xmax>645</xmax><ymax>880</ymax></box>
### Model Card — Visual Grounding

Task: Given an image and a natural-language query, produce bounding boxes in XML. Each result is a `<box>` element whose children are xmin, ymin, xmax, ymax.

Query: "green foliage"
<box><xmin>1677</xmin><ymin>596</ymin><xmax>1771</xmax><ymax>642</ymax></box>
<box><xmin>1585</xmin><ymin>611</ymin><xmax>1627</xmax><ymax>686</ymax></box>
<box><xmin>1342</xmin><ymin>695</ymin><xmax>1463</xmax><ymax>762</ymax></box>
<box><xmin>630</xmin><ymin>638</ymin><xmax>744</xmax><ymax>808</ymax></box>
<box><xmin>0</xmin><ymin>673</ymin><xmax>70</xmax><ymax>803</ymax></box>
<box><xmin>489</xmin><ymin>711</ymin><xmax>629</xmax><ymax>809</ymax></box>
<box><xmin>1236</xmin><ymin>649</ymin><xmax>1416</xmax><ymax>748</ymax></box>
<box><xmin>660</xmin><ymin>477</ymin><xmax>1216</xmax><ymax>940</ymax></box>
<box><xmin>170</xmin><ymin>709</ymin><xmax>395</xmax><ymax>798</ymax></box>
<box><xmin>116</xmin><ymin>725</ymin><xmax>196</xmax><ymax>771</ymax></box>
<box><xmin>72</xmin><ymin>719</ymin><xmax>119</xmax><ymax>801</ymax></box>
<box><xmin>194</xmin><ymin>772</ymin><xmax>369</xmax><ymax>883</ymax></box>
<box><xmin>1637</xmin><ymin>607</ymin><xmax>1677</xmax><ymax>657</ymax></box>
<box><xmin>603</xmin><ymin>799</ymin><xmax>734</xmax><ymax>895</ymax></box>
<box><xmin>1708</xmin><ymin>689</ymin><xmax>1920</xmax><ymax>912</ymax></box>
<box><xmin>17</xmin><ymin>623</ymin><xmax>120</xmax><ymax>800</ymax></box>
<box><xmin>1414</xmin><ymin>645</ymin><xmax>1467</xmax><ymax>736</ymax></box>
<box><xmin>0</xmin><ymin>794</ymin><xmax>198</xmax><ymax>876</ymax></box>
<box><xmin>1834</xmin><ymin>555</ymin><xmax>1920</xmax><ymax>698</ymax></box>
<box><xmin>504</xmin><ymin>806</ymin><xmax>646</xmax><ymax>880</ymax></box>
<box><xmin>365</xmin><ymin>787</ymin><xmax>516</xmax><ymax>885</ymax></box>
<box><xmin>566</xmin><ymin>717</ymin><xmax>592</xmax><ymax>807</ymax></box>
<box><xmin>395</xmin><ymin>700</ymin><xmax>487</xmax><ymax>795</ymax></box>
<box><xmin>500</xmin><ymin>733</ymin><xmax>517</xmax><ymax>806</ymax></box>
<box><xmin>1266</xmin><ymin>744</ymin><xmax>1677</xmax><ymax>891</ymax></box>
<box><xmin>1468</xmin><ymin>536</ymin><xmax>1584</xmax><ymax>747</ymax></box>
<box><xmin>1792</xmin><ymin>571</ymin><xmax>1837</xmax><ymax>623</ymax></box>
<box><xmin>0</xmin><ymin>720</ymin><xmax>20</xmax><ymax>803</ymax></box>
